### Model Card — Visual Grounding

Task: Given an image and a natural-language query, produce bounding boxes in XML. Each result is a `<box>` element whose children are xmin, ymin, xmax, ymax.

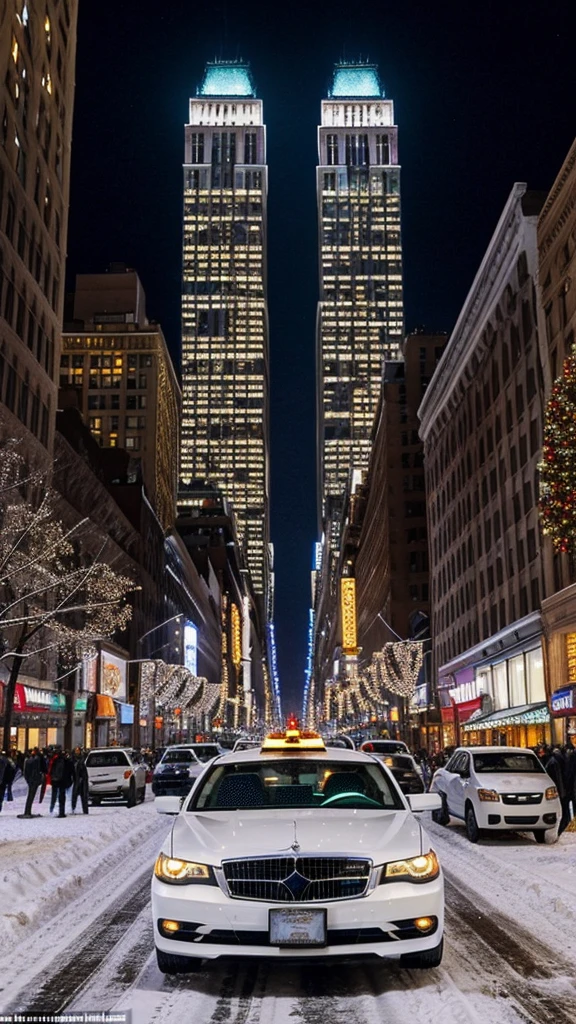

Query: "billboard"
<box><xmin>184</xmin><ymin>621</ymin><xmax>198</xmax><ymax>676</ymax></box>
<box><xmin>100</xmin><ymin>650</ymin><xmax>127</xmax><ymax>701</ymax></box>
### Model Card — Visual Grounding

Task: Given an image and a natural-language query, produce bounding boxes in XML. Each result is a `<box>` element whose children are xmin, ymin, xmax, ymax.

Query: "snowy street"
<box><xmin>1</xmin><ymin>784</ymin><xmax>575</xmax><ymax>1024</ymax></box>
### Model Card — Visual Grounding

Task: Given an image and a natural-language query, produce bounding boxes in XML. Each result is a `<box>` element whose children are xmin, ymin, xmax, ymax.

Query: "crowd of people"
<box><xmin>0</xmin><ymin>745</ymin><xmax>90</xmax><ymax>818</ymax></box>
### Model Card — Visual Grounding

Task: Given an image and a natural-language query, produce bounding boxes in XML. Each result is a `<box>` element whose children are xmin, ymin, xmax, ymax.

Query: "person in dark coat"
<box><xmin>50</xmin><ymin>748</ymin><xmax>75</xmax><ymax>818</ymax></box>
<box><xmin>18</xmin><ymin>748</ymin><xmax>46</xmax><ymax>818</ymax></box>
<box><xmin>71</xmin><ymin>746</ymin><xmax>89</xmax><ymax>815</ymax></box>
<box><xmin>546</xmin><ymin>747</ymin><xmax>570</xmax><ymax>835</ymax></box>
<box><xmin>0</xmin><ymin>751</ymin><xmax>16</xmax><ymax>811</ymax></box>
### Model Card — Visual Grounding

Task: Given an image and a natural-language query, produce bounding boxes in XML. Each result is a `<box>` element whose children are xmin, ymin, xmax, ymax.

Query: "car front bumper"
<box><xmin>152</xmin><ymin>872</ymin><xmax>444</xmax><ymax>961</ymax></box>
<box><xmin>474</xmin><ymin>798</ymin><xmax>561</xmax><ymax>830</ymax></box>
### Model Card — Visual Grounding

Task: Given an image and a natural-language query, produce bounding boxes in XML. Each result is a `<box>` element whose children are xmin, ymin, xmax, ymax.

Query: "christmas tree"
<box><xmin>540</xmin><ymin>355</ymin><xmax>576</xmax><ymax>553</ymax></box>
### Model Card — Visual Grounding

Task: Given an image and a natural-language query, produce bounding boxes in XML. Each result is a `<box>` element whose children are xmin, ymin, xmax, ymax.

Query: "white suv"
<box><xmin>86</xmin><ymin>748</ymin><xmax>147</xmax><ymax>807</ymax></box>
<box><xmin>430</xmin><ymin>746</ymin><xmax>561</xmax><ymax>843</ymax></box>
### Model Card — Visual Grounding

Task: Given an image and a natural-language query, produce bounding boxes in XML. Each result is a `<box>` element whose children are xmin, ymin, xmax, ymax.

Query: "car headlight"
<box><xmin>545</xmin><ymin>786</ymin><xmax>558</xmax><ymax>801</ymax></box>
<box><xmin>154</xmin><ymin>853</ymin><xmax>216</xmax><ymax>885</ymax></box>
<box><xmin>383</xmin><ymin>850</ymin><xmax>440</xmax><ymax>884</ymax></box>
<box><xmin>477</xmin><ymin>789</ymin><xmax>500</xmax><ymax>802</ymax></box>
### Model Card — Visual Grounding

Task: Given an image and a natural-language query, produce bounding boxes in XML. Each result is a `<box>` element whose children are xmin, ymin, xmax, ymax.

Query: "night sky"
<box><xmin>66</xmin><ymin>0</ymin><xmax>576</xmax><ymax>709</ymax></box>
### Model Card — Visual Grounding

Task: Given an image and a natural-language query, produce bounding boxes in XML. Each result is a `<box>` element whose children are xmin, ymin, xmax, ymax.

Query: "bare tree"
<box><xmin>0</xmin><ymin>438</ymin><xmax>137</xmax><ymax>748</ymax></box>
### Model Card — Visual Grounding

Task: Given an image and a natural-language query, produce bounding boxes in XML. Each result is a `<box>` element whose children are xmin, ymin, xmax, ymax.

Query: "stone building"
<box><xmin>60</xmin><ymin>266</ymin><xmax>180</xmax><ymax>532</ymax></box>
<box><xmin>537</xmin><ymin>138</ymin><xmax>576</xmax><ymax>745</ymax></box>
<box><xmin>0</xmin><ymin>0</ymin><xmax>78</xmax><ymax>461</ymax></box>
<box><xmin>419</xmin><ymin>185</ymin><xmax>551</xmax><ymax>749</ymax></box>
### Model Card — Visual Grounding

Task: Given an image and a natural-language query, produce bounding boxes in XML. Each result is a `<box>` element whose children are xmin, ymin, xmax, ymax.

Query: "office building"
<box><xmin>180</xmin><ymin>61</ymin><xmax>270</xmax><ymax>602</ymax></box>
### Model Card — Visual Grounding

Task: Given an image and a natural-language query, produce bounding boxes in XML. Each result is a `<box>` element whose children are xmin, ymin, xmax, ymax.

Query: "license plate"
<box><xmin>269</xmin><ymin>908</ymin><xmax>327</xmax><ymax>947</ymax></box>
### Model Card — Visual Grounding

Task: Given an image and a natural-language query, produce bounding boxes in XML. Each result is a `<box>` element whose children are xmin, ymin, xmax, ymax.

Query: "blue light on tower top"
<box><xmin>330</xmin><ymin>63</ymin><xmax>383</xmax><ymax>99</ymax></box>
<box><xmin>199</xmin><ymin>61</ymin><xmax>256</xmax><ymax>98</ymax></box>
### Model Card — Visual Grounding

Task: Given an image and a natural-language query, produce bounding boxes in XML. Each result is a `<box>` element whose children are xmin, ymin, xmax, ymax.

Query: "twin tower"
<box><xmin>179</xmin><ymin>60</ymin><xmax>404</xmax><ymax>611</ymax></box>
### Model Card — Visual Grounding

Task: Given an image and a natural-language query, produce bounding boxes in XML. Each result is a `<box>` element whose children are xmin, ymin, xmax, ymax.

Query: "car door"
<box><xmin>444</xmin><ymin>752</ymin><xmax>468</xmax><ymax>818</ymax></box>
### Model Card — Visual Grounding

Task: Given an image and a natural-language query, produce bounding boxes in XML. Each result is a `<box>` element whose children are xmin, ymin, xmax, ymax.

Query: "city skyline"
<box><xmin>64</xmin><ymin>0</ymin><xmax>576</xmax><ymax>705</ymax></box>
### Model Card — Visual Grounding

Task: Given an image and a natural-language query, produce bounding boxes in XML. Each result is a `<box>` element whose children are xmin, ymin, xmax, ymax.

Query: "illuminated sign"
<box><xmin>340</xmin><ymin>577</ymin><xmax>359</xmax><ymax>655</ymax></box>
<box><xmin>184</xmin><ymin>621</ymin><xmax>198</xmax><ymax>676</ymax></box>
<box><xmin>551</xmin><ymin>685</ymin><xmax>576</xmax><ymax>716</ymax></box>
<box><xmin>100</xmin><ymin>650</ymin><xmax>127</xmax><ymax>701</ymax></box>
<box><xmin>231</xmin><ymin>604</ymin><xmax>242</xmax><ymax>668</ymax></box>
<box><xmin>566</xmin><ymin>634</ymin><xmax>576</xmax><ymax>682</ymax></box>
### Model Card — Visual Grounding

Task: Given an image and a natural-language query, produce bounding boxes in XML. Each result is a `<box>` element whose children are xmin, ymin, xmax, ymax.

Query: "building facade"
<box><xmin>180</xmin><ymin>61</ymin><xmax>270</xmax><ymax>603</ymax></box>
<box><xmin>61</xmin><ymin>266</ymin><xmax>181</xmax><ymax>533</ymax></box>
<box><xmin>0</xmin><ymin>0</ymin><xmax>78</xmax><ymax>460</ymax></box>
<box><xmin>419</xmin><ymin>185</ymin><xmax>551</xmax><ymax>750</ymax></box>
<box><xmin>316</xmin><ymin>62</ymin><xmax>404</xmax><ymax>546</ymax></box>
<box><xmin>537</xmin><ymin>137</ymin><xmax>576</xmax><ymax>745</ymax></box>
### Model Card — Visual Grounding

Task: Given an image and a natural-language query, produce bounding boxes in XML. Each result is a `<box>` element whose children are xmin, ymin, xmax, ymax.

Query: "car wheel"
<box><xmin>400</xmin><ymin>938</ymin><xmax>443</xmax><ymax>970</ymax></box>
<box><xmin>431</xmin><ymin>792</ymin><xmax>450</xmax><ymax>826</ymax></box>
<box><xmin>465</xmin><ymin>804</ymin><xmax>480</xmax><ymax>843</ymax></box>
<box><xmin>126</xmin><ymin>780</ymin><xmax>136</xmax><ymax>808</ymax></box>
<box><xmin>156</xmin><ymin>948</ymin><xmax>203</xmax><ymax>974</ymax></box>
<box><xmin>533</xmin><ymin>830</ymin><xmax>547</xmax><ymax>844</ymax></box>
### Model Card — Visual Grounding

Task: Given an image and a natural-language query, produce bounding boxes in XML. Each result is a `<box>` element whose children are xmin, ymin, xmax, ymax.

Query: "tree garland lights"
<box><xmin>540</xmin><ymin>355</ymin><xmax>576</xmax><ymax>554</ymax></box>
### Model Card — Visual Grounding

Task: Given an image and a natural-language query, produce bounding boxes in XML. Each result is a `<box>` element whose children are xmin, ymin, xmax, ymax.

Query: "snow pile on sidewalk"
<box><xmin>0</xmin><ymin>781</ymin><xmax>170</xmax><ymax>954</ymax></box>
<box><xmin>429</xmin><ymin>817</ymin><xmax>576</xmax><ymax>962</ymax></box>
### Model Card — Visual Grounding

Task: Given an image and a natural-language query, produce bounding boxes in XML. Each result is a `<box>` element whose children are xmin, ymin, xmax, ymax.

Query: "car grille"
<box><xmin>501</xmin><ymin>793</ymin><xmax>542</xmax><ymax>805</ymax></box>
<box><xmin>503</xmin><ymin>815</ymin><xmax>539</xmax><ymax>825</ymax></box>
<box><xmin>221</xmin><ymin>856</ymin><xmax>372</xmax><ymax>902</ymax></box>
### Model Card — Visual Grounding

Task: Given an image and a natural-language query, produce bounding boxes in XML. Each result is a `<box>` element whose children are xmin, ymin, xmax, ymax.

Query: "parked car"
<box><xmin>85</xmin><ymin>748</ymin><xmax>147</xmax><ymax>807</ymax></box>
<box><xmin>324</xmin><ymin>734</ymin><xmax>356</xmax><ymax>750</ymax></box>
<box><xmin>429</xmin><ymin>746</ymin><xmax>561</xmax><ymax>843</ymax></box>
<box><xmin>232</xmin><ymin>739</ymin><xmax>261</xmax><ymax>753</ymax></box>
<box><xmin>152</xmin><ymin>746</ymin><xmax>205</xmax><ymax>797</ymax></box>
<box><xmin>152</xmin><ymin>727</ymin><xmax>444</xmax><ymax>974</ymax></box>
<box><xmin>361</xmin><ymin>740</ymin><xmax>410</xmax><ymax>756</ymax></box>
<box><xmin>184</xmin><ymin>742</ymin><xmax>226</xmax><ymax>762</ymax></box>
<box><xmin>377</xmin><ymin>753</ymin><xmax>425</xmax><ymax>795</ymax></box>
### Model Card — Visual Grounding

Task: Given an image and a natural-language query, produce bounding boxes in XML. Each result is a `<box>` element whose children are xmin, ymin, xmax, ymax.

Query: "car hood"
<box><xmin>156</xmin><ymin>763</ymin><xmax>200</xmax><ymax>772</ymax></box>
<box><xmin>167</xmin><ymin>809</ymin><xmax>424</xmax><ymax>865</ymax></box>
<box><xmin>473</xmin><ymin>772</ymin><xmax>551</xmax><ymax>792</ymax></box>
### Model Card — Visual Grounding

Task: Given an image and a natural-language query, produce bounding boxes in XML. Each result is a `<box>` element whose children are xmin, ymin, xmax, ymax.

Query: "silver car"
<box><xmin>86</xmin><ymin>747</ymin><xmax>147</xmax><ymax>807</ymax></box>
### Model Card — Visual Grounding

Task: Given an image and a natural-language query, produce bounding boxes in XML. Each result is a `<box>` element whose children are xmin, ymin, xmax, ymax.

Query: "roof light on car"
<box><xmin>260</xmin><ymin>726</ymin><xmax>326</xmax><ymax>752</ymax></box>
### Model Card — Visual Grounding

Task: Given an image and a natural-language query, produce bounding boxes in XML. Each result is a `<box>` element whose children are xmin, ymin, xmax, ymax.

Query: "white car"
<box><xmin>85</xmin><ymin>747</ymin><xmax>147</xmax><ymax>807</ymax></box>
<box><xmin>152</xmin><ymin>729</ymin><xmax>444</xmax><ymax>974</ymax></box>
<box><xmin>152</xmin><ymin>746</ymin><xmax>205</xmax><ymax>797</ymax></box>
<box><xmin>232</xmin><ymin>739</ymin><xmax>261</xmax><ymax>753</ymax></box>
<box><xmin>430</xmin><ymin>746</ymin><xmax>561</xmax><ymax>843</ymax></box>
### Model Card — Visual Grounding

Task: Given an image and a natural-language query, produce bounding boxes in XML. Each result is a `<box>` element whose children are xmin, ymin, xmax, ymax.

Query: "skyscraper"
<box><xmin>180</xmin><ymin>61</ymin><xmax>270</xmax><ymax>603</ymax></box>
<box><xmin>316</xmin><ymin>62</ymin><xmax>404</xmax><ymax>543</ymax></box>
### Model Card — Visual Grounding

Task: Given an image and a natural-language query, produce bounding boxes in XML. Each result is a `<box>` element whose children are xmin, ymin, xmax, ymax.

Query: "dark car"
<box><xmin>379</xmin><ymin>753</ymin><xmax>425</xmax><ymax>795</ymax></box>
<box><xmin>152</xmin><ymin>746</ymin><xmax>204</xmax><ymax>797</ymax></box>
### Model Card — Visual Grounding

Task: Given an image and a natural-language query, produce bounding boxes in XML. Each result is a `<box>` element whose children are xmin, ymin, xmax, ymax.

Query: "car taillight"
<box><xmin>124</xmin><ymin>769</ymin><xmax>133</xmax><ymax>779</ymax></box>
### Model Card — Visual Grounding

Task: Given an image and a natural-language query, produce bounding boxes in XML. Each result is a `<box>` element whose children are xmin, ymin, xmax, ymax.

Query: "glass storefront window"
<box><xmin>526</xmin><ymin>647</ymin><xmax>545</xmax><ymax>703</ymax></box>
<box><xmin>493</xmin><ymin>662</ymin><xmax>508</xmax><ymax>710</ymax></box>
<box><xmin>509</xmin><ymin>654</ymin><xmax>526</xmax><ymax>707</ymax></box>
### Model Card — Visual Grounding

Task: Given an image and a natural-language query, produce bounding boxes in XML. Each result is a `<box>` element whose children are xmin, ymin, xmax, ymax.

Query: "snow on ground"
<box><xmin>427</xmin><ymin>814</ymin><xmax>576</xmax><ymax>962</ymax></box>
<box><xmin>0</xmin><ymin>777</ymin><xmax>170</xmax><ymax>959</ymax></box>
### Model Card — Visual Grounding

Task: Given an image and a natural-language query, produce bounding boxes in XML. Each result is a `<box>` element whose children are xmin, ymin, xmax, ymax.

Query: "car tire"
<box><xmin>465</xmin><ymin>804</ymin><xmax>481</xmax><ymax>843</ymax></box>
<box><xmin>126</xmin><ymin>780</ymin><xmax>136</xmax><ymax>808</ymax></box>
<box><xmin>400</xmin><ymin>937</ymin><xmax>443</xmax><ymax>970</ymax></box>
<box><xmin>431</xmin><ymin>793</ymin><xmax>450</xmax><ymax>826</ymax></box>
<box><xmin>156</xmin><ymin>947</ymin><xmax>203</xmax><ymax>974</ymax></box>
<box><xmin>533</xmin><ymin>830</ymin><xmax>547</xmax><ymax>844</ymax></box>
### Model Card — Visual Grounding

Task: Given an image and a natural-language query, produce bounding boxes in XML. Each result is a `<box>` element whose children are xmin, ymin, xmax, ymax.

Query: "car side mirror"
<box><xmin>459</xmin><ymin>768</ymin><xmax>470</xmax><ymax>779</ymax></box>
<box><xmin>408</xmin><ymin>793</ymin><xmax>442</xmax><ymax>813</ymax></box>
<box><xmin>155</xmin><ymin>795</ymin><xmax>182</xmax><ymax>815</ymax></box>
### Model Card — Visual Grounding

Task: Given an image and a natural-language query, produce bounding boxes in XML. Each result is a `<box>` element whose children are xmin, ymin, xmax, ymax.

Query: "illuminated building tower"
<box><xmin>316</xmin><ymin>62</ymin><xmax>404</xmax><ymax>543</ymax></box>
<box><xmin>180</xmin><ymin>61</ymin><xmax>270</xmax><ymax>603</ymax></box>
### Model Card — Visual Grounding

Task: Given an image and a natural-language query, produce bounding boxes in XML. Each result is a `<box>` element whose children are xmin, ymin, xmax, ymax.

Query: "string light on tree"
<box><xmin>539</xmin><ymin>354</ymin><xmax>576</xmax><ymax>554</ymax></box>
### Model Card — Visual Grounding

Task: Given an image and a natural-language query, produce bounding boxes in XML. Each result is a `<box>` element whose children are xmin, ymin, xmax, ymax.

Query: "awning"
<box><xmin>96</xmin><ymin>693</ymin><xmax>117</xmax><ymax>718</ymax></box>
<box><xmin>462</xmin><ymin>702</ymin><xmax>550</xmax><ymax>732</ymax></box>
<box><xmin>440</xmin><ymin>696</ymin><xmax>483</xmax><ymax>724</ymax></box>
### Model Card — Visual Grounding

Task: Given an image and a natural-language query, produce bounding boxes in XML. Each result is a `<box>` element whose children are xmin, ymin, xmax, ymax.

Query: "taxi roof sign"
<box><xmin>261</xmin><ymin>728</ymin><xmax>326</xmax><ymax>752</ymax></box>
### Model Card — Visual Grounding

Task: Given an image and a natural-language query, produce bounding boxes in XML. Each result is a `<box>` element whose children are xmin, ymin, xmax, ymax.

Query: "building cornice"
<box><xmin>418</xmin><ymin>183</ymin><xmax>532</xmax><ymax>440</ymax></box>
<box><xmin>538</xmin><ymin>137</ymin><xmax>576</xmax><ymax>241</ymax></box>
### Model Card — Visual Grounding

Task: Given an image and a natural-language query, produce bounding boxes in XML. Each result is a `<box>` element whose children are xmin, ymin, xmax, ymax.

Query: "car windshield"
<box><xmin>189</xmin><ymin>759</ymin><xmax>404</xmax><ymax>811</ymax></box>
<box><xmin>383</xmin><ymin>755</ymin><xmax>416</xmax><ymax>771</ymax></box>
<box><xmin>192</xmin><ymin>745</ymin><xmax>220</xmax><ymax>762</ymax></box>
<box><xmin>161</xmin><ymin>749</ymin><xmax>198</xmax><ymax>764</ymax></box>
<box><xmin>86</xmin><ymin>751</ymin><xmax>129</xmax><ymax>767</ymax></box>
<box><xmin>472</xmin><ymin>752</ymin><xmax>544</xmax><ymax>773</ymax></box>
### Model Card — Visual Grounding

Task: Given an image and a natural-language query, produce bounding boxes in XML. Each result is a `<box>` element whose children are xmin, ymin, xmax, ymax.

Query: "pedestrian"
<box><xmin>71</xmin><ymin>746</ymin><xmax>89</xmax><ymax>815</ymax></box>
<box><xmin>563</xmin><ymin>743</ymin><xmax>576</xmax><ymax>822</ymax></box>
<box><xmin>17</xmin><ymin>747</ymin><xmax>46</xmax><ymax>818</ymax></box>
<box><xmin>546</xmin><ymin>746</ymin><xmax>570</xmax><ymax>835</ymax></box>
<box><xmin>49</xmin><ymin>747</ymin><xmax>74</xmax><ymax>817</ymax></box>
<box><xmin>0</xmin><ymin>750</ymin><xmax>15</xmax><ymax>811</ymax></box>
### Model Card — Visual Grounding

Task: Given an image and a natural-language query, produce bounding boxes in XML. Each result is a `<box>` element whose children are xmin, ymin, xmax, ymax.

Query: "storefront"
<box><xmin>461</xmin><ymin>701</ymin><xmax>551</xmax><ymax>748</ymax></box>
<box><xmin>10</xmin><ymin>682</ymin><xmax>67</xmax><ymax>751</ymax></box>
<box><xmin>550</xmin><ymin>685</ymin><xmax>576</xmax><ymax>745</ymax></box>
<box><xmin>95</xmin><ymin>693</ymin><xmax>116</xmax><ymax>747</ymax></box>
